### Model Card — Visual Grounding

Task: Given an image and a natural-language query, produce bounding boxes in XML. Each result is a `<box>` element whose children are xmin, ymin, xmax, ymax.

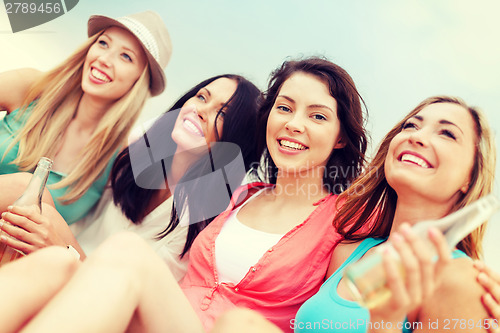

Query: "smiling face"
<box><xmin>266</xmin><ymin>72</ymin><xmax>344</xmax><ymax>177</ymax></box>
<box><xmin>81</xmin><ymin>27</ymin><xmax>147</xmax><ymax>104</ymax></box>
<box><xmin>385</xmin><ymin>102</ymin><xmax>477</xmax><ymax>206</ymax></box>
<box><xmin>171</xmin><ymin>77</ymin><xmax>238</xmax><ymax>152</ymax></box>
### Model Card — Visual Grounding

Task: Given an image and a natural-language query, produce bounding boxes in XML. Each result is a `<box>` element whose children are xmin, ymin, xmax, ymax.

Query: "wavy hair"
<box><xmin>255</xmin><ymin>57</ymin><xmax>368</xmax><ymax>193</ymax></box>
<box><xmin>335</xmin><ymin>96</ymin><xmax>496</xmax><ymax>259</ymax></box>
<box><xmin>7</xmin><ymin>32</ymin><xmax>151</xmax><ymax>204</ymax></box>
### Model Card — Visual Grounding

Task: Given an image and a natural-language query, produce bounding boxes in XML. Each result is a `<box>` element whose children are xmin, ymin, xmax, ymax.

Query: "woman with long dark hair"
<box><xmin>1</xmin><ymin>74</ymin><xmax>261</xmax><ymax>277</ymax></box>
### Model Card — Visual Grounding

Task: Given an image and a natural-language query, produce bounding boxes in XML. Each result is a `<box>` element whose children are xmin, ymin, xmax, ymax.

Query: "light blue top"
<box><xmin>294</xmin><ymin>237</ymin><xmax>468</xmax><ymax>333</ymax></box>
<box><xmin>0</xmin><ymin>104</ymin><xmax>115</xmax><ymax>224</ymax></box>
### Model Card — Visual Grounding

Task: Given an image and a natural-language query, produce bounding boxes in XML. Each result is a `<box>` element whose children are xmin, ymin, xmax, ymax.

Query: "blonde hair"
<box><xmin>335</xmin><ymin>96</ymin><xmax>496</xmax><ymax>259</ymax></box>
<box><xmin>8</xmin><ymin>32</ymin><xmax>151</xmax><ymax>204</ymax></box>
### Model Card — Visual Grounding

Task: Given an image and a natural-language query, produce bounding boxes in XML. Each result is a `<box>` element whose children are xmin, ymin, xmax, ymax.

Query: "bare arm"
<box><xmin>415</xmin><ymin>258</ymin><xmax>490</xmax><ymax>333</ymax></box>
<box><xmin>326</xmin><ymin>241</ymin><xmax>358</xmax><ymax>279</ymax></box>
<box><xmin>0</xmin><ymin>68</ymin><xmax>42</xmax><ymax>113</ymax></box>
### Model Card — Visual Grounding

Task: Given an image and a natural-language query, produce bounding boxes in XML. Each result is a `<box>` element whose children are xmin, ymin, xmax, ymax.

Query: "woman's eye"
<box><xmin>98</xmin><ymin>40</ymin><xmax>108</xmax><ymax>48</ymax></box>
<box><xmin>218</xmin><ymin>110</ymin><xmax>226</xmax><ymax>119</ymax></box>
<box><xmin>402</xmin><ymin>121</ymin><xmax>417</xmax><ymax>130</ymax></box>
<box><xmin>197</xmin><ymin>94</ymin><xmax>206</xmax><ymax>102</ymax></box>
<box><xmin>121</xmin><ymin>53</ymin><xmax>132</xmax><ymax>62</ymax></box>
<box><xmin>277</xmin><ymin>105</ymin><xmax>291</xmax><ymax>112</ymax></box>
<box><xmin>312</xmin><ymin>114</ymin><xmax>326</xmax><ymax>121</ymax></box>
<box><xmin>440</xmin><ymin>129</ymin><xmax>456</xmax><ymax>140</ymax></box>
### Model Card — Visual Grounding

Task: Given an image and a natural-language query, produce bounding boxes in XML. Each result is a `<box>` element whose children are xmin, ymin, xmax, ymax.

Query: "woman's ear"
<box><xmin>460</xmin><ymin>181</ymin><xmax>470</xmax><ymax>194</ymax></box>
<box><xmin>334</xmin><ymin>137</ymin><xmax>346</xmax><ymax>149</ymax></box>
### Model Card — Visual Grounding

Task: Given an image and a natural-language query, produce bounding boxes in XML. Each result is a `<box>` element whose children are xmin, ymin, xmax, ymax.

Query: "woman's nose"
<box><xmin>97</xmin><ymin>51</ymin><xmax>113</xmax><ymax>67</ymax></box>
<box><xmin>196</xmin><ymin>106</ymin><xmax>207</xmax><ymax>122</ymax></box>
<box><xmin>285</xmin><ymin>114</ymin><xmax>305</xmax><ymax>133</ymax></box>
<box><xmin>408</xmin><ymin>129</ymin><xmax>428</xmax><ymax>147</ymax></box>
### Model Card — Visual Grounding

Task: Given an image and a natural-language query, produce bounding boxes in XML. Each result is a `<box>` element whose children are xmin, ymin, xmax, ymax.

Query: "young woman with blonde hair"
<box><xmin>0</xmin><ymin>11</ymin><xmax>172</xmax><ymax>225</ymax></box>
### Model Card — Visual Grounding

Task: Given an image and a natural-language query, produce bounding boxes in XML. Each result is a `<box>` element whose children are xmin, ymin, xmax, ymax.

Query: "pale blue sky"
<box><xmin>1</xmin><ymin>0</ymin><xmax>499</xmax><ymax>269</ymax></box>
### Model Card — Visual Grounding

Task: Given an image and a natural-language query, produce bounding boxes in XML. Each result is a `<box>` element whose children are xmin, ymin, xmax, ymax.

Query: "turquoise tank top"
<box><xmin>294</xmin><ymin>238</ymin><xmax>468</xmax><ymax>333</ymax></box>
<box><xmin>0</xmin><ymin>104</ymin><xmax>116</xmax><ymax>224</ymax></box>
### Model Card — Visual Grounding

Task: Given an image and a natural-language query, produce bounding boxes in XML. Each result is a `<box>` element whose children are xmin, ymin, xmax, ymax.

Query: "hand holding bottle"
<box><xmin>367</xmin><ymin>223</ymin><xmax>451</xmax><ymax>332</ymax></box>
<box><xmin>0</xmin><ymin>204</ymin><xmax>67</xmax><ymax>254</ymax></box>
<box><xmin>346</xmin><ymin>194</ymin><xmax>500</xmax><ymax>311</ymax></box>
<box><xmin>0</xmin><ymin>157</ymin><xmax>55</xmax><ymax>265</ymax></box>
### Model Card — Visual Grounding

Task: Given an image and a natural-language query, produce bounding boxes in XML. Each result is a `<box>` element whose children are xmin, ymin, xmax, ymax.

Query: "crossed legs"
<box><xmin>0</xmin><ymin>246</ymin><xmax>79</xmax><ymax>333</ymax></box>
<box><xmin>20</xmin><ymin>232</ymin><xmax>204</xmax><ymax>333</ymax></box>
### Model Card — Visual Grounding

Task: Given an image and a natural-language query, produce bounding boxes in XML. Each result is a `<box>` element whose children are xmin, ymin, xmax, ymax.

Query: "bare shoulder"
<box><xmin>326</xmin><ymin>242</ymin><xmax>360</xmax><ymax>279</ymax></box>
<box><xmin>417</xmin><ymin>258</ymin><xmax>488</xmax><ymax>332</ymax></box>
<box><xmin>0</xmin><ymin>68</ymin><xmax>43</xmax><ymax>112</ymax></box>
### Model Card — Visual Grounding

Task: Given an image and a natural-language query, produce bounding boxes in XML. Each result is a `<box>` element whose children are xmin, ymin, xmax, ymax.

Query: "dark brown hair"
<box><xmin>256</xmin><ymin>57</ymin><xmax>368</xmax><ymax>193</ymax></box>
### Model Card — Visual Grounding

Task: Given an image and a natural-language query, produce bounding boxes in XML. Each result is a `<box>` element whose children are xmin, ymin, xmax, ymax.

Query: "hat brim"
<box><xmin>87</xmin><ymin>15</ymin><xmax>165</xmax><ymax>96</ymax></box>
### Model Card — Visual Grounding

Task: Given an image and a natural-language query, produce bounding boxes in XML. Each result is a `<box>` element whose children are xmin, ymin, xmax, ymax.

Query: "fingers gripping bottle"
<box><xmin>344</xmin><ymin>194</ymin><xmax>500</xmax><ymax>309</ymax></box>
<box><xmin>0</xmin><ymin>157</ymin><xmax>53</xmax><ymax>266</ymax></box>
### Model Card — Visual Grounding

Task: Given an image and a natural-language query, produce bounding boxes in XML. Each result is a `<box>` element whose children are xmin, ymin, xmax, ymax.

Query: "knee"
<box><xmin>102</xmin><ymin>231</ymin><xmax>152</xmax><ymax>256</ymax></box>
<box><xmin>88</xmin><ymin>232</ymin><xmax>155</xmax><ymax>270</ymax></box>
<box><xmin>30</xmin><ymin>246</ymin><xmax>79</xmax><ymax>283</ymax></box>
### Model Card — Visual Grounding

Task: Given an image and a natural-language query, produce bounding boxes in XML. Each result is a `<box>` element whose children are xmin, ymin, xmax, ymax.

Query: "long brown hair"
<box><xmin>335</xmin><ymin>96</ymin><xmax>496</xmax><ymax>259</ymax></box>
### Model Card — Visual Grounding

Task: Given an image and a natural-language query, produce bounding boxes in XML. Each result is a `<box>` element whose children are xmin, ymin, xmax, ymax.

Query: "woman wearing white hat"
<box><xmin>0</xmin><ymin>11</ymin><xmax>172</xmax><ymax>233</ymax></box>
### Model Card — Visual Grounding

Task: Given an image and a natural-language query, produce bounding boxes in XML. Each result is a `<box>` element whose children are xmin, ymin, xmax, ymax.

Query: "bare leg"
<box><xmin>0</xmin><ymin>246</ymin><xmax>79</xmax><ymax>333</ymax></box>
<box><xmin>0</xmin><ymin>173</ymin><xmax>55</xmax><ymax>213</ymax></box>
<box><xmin>22</xmin><ymin>232</ymin><xmax>205</xmax><ymax>333</ymax></box>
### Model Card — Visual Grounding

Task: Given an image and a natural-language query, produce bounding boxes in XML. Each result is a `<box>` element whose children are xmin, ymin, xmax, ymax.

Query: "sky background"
<box><xmin>1</xmin><ymin>0</ymin><xmax>499</xmax><ymax>270</ymax></box>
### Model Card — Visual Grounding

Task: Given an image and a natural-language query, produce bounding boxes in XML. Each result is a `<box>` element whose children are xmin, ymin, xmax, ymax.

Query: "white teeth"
<box><xmin>184</xmin><ymin>119</ymin><xmax>203</xmax><ymax>136</ymax></box>
<box><xmin>279</xmin><ymin>139</ymin><xmax>307</xmax><ymax>150</ymax></box>
<box><xmin>91</xmin><ymin>68</ymin><xmax>111</xmax><ymax>83</ymax></box>
<box><xmin>400</xmin><ymin>154</ymin><xmax>430</xmax><ymax>168</ymax></box>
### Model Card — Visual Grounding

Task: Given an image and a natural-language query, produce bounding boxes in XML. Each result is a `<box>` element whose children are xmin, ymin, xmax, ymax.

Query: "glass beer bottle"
<box><xmin>344</xmin><ymin>193</ymin><xmax>500</xmax><ymax>309</ymax></box>
<box><xmin>0</xmin><ymin>157</ymin><xmax>53</xmax><ymax>266</ymax></box>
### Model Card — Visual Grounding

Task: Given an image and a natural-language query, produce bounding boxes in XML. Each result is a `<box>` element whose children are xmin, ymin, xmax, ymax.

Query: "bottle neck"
<box><xmin>30</xmin><ymin>166</ymin><xmax>51</xmax><ymax>200</ymax></box>
<box><xmin>13</xmin><ymin>159</ymin><xmax>52</xmax><ymax>211</ymax></box>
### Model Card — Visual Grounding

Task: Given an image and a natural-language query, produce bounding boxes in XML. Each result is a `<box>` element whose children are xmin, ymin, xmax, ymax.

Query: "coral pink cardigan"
<box><xmin>181</xmin><ymin>183</ymin><xmax>342</xmax><ymax>332</ymax></box>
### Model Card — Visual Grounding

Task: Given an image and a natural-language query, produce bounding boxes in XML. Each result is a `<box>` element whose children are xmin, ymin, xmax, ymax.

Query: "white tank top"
<box><xmin>215</xmin><ymin>189</ymin><xmax>284</xmax><ymax>284</ymax></box>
